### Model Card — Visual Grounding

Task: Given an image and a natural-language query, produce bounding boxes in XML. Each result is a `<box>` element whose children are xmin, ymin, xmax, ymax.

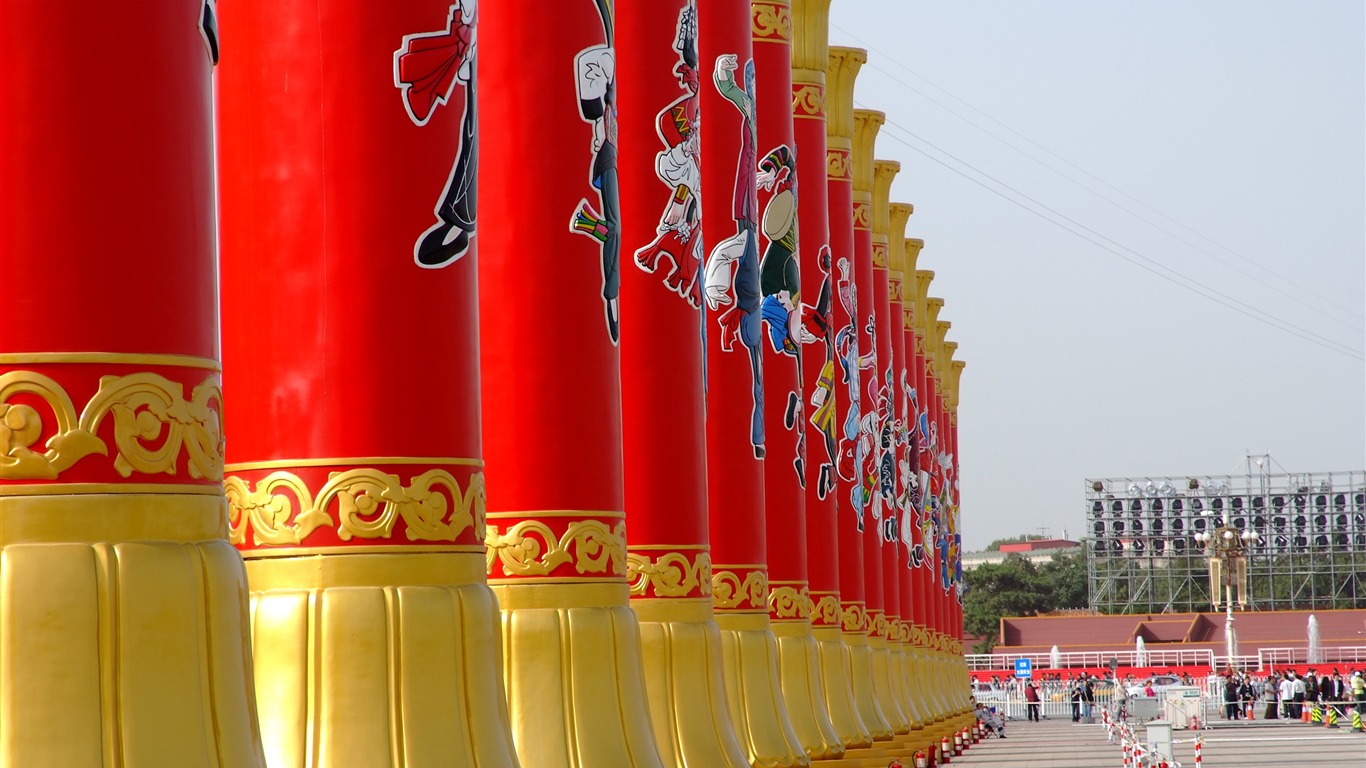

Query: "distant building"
<box><xmin>962</xmin><ymin>539</ymin><xmax>1080</xmax><ymax>571</ymax></box>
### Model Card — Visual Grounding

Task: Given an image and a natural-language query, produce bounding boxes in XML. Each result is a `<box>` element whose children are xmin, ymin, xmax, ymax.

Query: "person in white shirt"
<box><xmin>1291</xmin><ymin>672</ymin><xmax>1307</xmax><ymax>718</ymax></box>
<box><xmin>1278</xmin><ymin>674</ymin><xmax>1296</xmax><ymax>719</ymax></box>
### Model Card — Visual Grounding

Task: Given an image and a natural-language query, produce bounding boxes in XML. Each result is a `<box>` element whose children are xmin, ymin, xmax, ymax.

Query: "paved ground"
<box><xmin>952</xmin><ymin>718</ymin><xmax>1366</xmax><ymax>766</ymax></box>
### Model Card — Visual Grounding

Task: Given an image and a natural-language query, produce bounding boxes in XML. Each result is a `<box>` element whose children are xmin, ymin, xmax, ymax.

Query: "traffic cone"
<box><xmin>1246</xmin><ymin>701</ymin><xmax>1254</xmax><ymax>720</ymax></box>
<box><xmin>1310</xmin><ymin>703</ymin><xmax>1323</xmax><ymax>725</ymax></box>
<box><xmin>1351</xmin><ymin>706</ymin><xmax>1364</xmax><ymax>732</ymax></box>
<box><xmin>1301</xmin><ymin>703</ymin><xmax>1311</xmax><ymax>723</ymax></box>
<box><xmin>1325</xmin><ymin>706</ymin><xmax>1339</xmax><ymax>728</ymax></box>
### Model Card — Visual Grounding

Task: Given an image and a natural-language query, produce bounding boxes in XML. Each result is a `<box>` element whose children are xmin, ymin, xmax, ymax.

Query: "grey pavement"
<box><xmin>952</xmin><ymin>718</ymin><xmax>1366</xmax><ymax>767</ymax></box>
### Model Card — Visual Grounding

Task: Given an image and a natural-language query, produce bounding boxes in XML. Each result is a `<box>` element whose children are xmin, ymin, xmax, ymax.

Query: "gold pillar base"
<box><xmin>812</xmin><ymin>626</ymin><xmax>873</xmax><ymax>749</ymax></box>
<box><xmin>247</xmin><ymin>551</ymin><xmax>519</xmax><ymax>767</ymax></box>
<box><xmin>891</xmin><ymin>645</ymin><xmax>923</xmax><ymax>730</ymax></box>
<box><xmin>844</xmin><ymin>633</ymin><xmax>893</xmax><ymax>740</ymax></box>
<box><xmin>714</xmin><ymin>613</ymin><xmax>811</xmax><ymax>767</ymax></box>
<box><xmin>868</xmin><ymin>637</ymin><xmax>910</xmax><ymax>733</ymax></box>
<box><xmin>633</xmin><ymin>599</ymin><xmax>750</xmax><ymax>768</ymax></box>
<box><xmin>0</xmin><ymin>494</ymin><xmax>265</xmax><ymax>767</ymax></box>
<box><xmin>493</xmin><ymin>581</ymin><xmax>663</xmax><ymax>768</ymax></box>
<box><xmin>772</xmin><ymin>621</ymin><xmax>845</xmax><ymax>760</ymax></box>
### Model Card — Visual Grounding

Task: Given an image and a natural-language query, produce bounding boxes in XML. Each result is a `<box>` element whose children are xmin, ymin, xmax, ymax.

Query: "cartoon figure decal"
<box><xmin>200</xmin><ymin>0</ymin><xmax>220</xmax><ymax>65</ymax></box>
<box><xmin>569</xmin><ymin>0</ymin><xmax>621</xmax><ymax>342</ymax></box>
<box><xmin>834</xmin><ymin>257</ymin><xmax>872</xmax><ymax>529</ymax></box>
<box><xmin>756</xmin><ymin>144</ymin><xmax>803</xmax><ymax>483</ymax></box>
<box><xmin>704</xmin><ymin>53</ymin><xmax>764</xmax><ymax>458</ymax></box>
<box><xmin>859</xmin><ymin>317</ymin><xmax>881</xmax><ymax>523</ymax></box>
<box><xmin>633</xmin><ymin>2</ymin><xmax>703</xmax><ymax>308</ymax></box>
<box><xmin>801</xmin><ymin>244</ymin><xmax>837</xmax><ymax>499</ymax></box>
<box><xmin>396</xmin><ymin>1</ymin><xmax>478</xmax><ymax>269</ymax></box>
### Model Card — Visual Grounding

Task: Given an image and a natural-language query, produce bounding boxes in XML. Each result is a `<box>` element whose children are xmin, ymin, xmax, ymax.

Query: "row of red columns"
<box><xmin>0</xmin><ymin>0</ymin><xmax>967</xmax><ymax>765</ymax></box>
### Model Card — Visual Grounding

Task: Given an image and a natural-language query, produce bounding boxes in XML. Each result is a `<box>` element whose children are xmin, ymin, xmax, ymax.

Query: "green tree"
<box><xmin>964</xmin><ymin>548</ymin><xmax>1091</xmax><ymax>652</ymax></box>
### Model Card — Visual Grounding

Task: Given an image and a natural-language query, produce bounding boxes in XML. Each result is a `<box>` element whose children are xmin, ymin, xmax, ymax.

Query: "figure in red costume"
<box><xmin>633</xmin><ymin>2</ymin><xmax>703</xmax><ymax>308</ymax></box>
<box><xmin>395</xmin><ymin>1</ymin><xmax>478</xmax><ymax>269</ymax></box>
<box><xmin>801</xmin><ymin>245</ymin><xmax>837</xmax><ymax>499</ymax></box>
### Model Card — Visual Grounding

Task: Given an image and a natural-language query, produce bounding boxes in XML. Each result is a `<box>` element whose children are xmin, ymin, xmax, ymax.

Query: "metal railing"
<box><xmin>967</xmin><ymin>648</ymin><xmax>1215</xmax><ymax>671</ymax></box>
<box><xmin>1259</xmin><ymin>646</ymin><xmax>1366</xmax><ymax>668</ymax></box>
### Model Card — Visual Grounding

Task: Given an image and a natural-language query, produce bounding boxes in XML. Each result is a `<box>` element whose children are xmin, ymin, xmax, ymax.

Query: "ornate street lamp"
<box><xmin>1194</xmin><ymin>525</ymin><xmax>1258</xmax><ymax>665</ymax></box>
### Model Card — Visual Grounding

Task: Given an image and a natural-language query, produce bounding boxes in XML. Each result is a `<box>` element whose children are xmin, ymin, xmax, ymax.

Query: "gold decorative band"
<box><xmin>792</xmin><ymin>83</ymin><xmax>825</xmax><ymax>119</ymax></box>
<box><xmin>0</xmin><ymin>368</ymin><xmax>223</xmax><ymax>483</ymax></box>
<box><xmin>752</xmin><ymin>0</ymin><xmax>792</xmax><ymax>42</ymax></box>
<box><xmin>840</xmin><ymin>600</ymin><xmax>867</xmax><ymax>634</ymax></box>
<box><xmin>768</xmin><ymin>581</ymin><xmax>814</xmax><ymax>621</ymax></box>
<box><xmin>711</xmin><ymin>565</ymin><xmax>769</xmax><ymax>611</ymax></box>
<box><xmin>226</xmin><ymin>468</ymin><xmax>485</xmax><ymax>548</ymax></box>
<box><xmin>811</xmin><ymin>591</ymin><xmax>843</xmax><ymax>627</ymax></box>
<box><xmin>852</xmin><ymin>201</ymin><xmax>872</xmax><ymax>231</ymax></box>
<box><xmin>0</xmin><ymin>482</ymin><xmax>224</xmax><ymax>497</ymax></box>
<box><xmin>0</xmin><ymin>494</ymin><xmax>226</xmax><ymax>544</ymax></box>
<box><xmin>872</xmin><ymin>243</ymin><xmax>888</xmax><ymax>269</ymax></box>
<box><xmin>485</xmin><ymin>517</ymin><xmax>627</xmax><ymax>579</ymax></box>
<box><xmin>826</xmin><ymin>148</ymin><xmax>851</xmax><ymax>180</ymax></box>
<box><xmin>0</xmin><ymin>352</ymin><xmax>219</xmax><ymax>370</ymax></box>
<box><xmin>627</xmin><ymin>548</ymin><xmax>713</xmax><ymax>599</ymax></box>
<box><xmin>867</xmin><ymin>609</ymin><xmax>887</xmax><ymax>638</ymax></box>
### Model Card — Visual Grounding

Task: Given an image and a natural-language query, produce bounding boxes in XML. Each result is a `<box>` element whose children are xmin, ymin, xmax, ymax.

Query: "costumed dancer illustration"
<box><xmin>876</xmin><ymin>367</ymin><xmax>897</xmax><ymax>517</ymax></box>
<box><xmin>633</xmin><ymin>2</ymin><xmax>703</xmax><ymax>307</ymax></box>
<box><xmin>910</xmin><ymin>406</ymin><xmax>936</xmax><ymax>569</ymax></box>
<box><xmin>801</xmin><ymin>245</ymin><xmax>837</xmax><ymax>499</ymax></box>
<box><xmin>757</xmin><ymin>144</ymin><xmax>803</xmax><ymax>482</ymax></box>
<box><xmin>834</xmin><ymin>257</ymin><xmax>873</xmax><ymax>529</ymax></box>
<box><xmin>898</xmin><ymin>369</ymin><xmax>921</xmax><ymax>563</ymax></box>
<box><xmin>396</xmin><ymin>0</ymin><xmax>478</xmax><ymax>269</ymax></box>
<box><xmin>569</xmin><ymin>0</ymin><xmax>621</xmax><ymax>342</ymax></box>
<box><xmin>858</xmin><ymin>317</ymin><xmax>881</xmax><ymax>523</ymax></box>
<box><xmin>704</xmin><ymin>53</ymin><xmax>765</xmax><ymax>458</ymax></box>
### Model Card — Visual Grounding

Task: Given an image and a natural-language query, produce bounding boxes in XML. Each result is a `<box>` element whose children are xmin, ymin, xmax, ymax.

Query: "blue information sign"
<box><xmin>1014</xmin><ymin>658</ymin><xmax>1032</xmax><ymax>679</ymax></box>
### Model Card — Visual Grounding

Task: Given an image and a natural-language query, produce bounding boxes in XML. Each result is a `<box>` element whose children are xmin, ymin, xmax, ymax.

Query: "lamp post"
<box><xmin>1194</xmin><ymin>526</ymin><xmax>1258</xmax><ymax>667</ymax></box>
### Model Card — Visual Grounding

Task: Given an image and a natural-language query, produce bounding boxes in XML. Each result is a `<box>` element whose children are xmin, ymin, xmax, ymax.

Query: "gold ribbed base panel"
<box><xmin>868</xmin><ymin>637</ymin><xmax>910</xmax><ymax>733</ymax></box>
<box><xmin>812</xmin><ymin>626</ymin><xmax>872</xmax><ymax>749</ymax></box>
<box><xmin>715</xmin><ymin>612</ymin><xmax>811</xmax><ymax>767</ymax></box>
<box><xmin>772</xmin><ymin>621</ymin><xmax>845</xmax><ymax>760</ymax></box>
<box><xmin>247</xmin><ymin>551</ymin><xmax>519</xmax><ymax>767</ymax></box>
<box><xmin>493</xmin><ymin>581</ymin><xmax>663</xmax><ymax>768</ymax></box>
<box><xmin>924</xmin><ymin>648</ymin><xmax>948</xmax><ymax>722</ymax></box>
<box><xmin>0</xmin><ymin>494</ymin><xmax>265</xmax><ymax>767</ymax></box>
<box><xmin>844</xmin><ymin>633</ymin><xmax>893</xmax><ymax>740</ymax></box>
<box><xmin>633</xmin><ymin>599</ymin><xmax>750</xmax><ymax>768</ymax></box>
<box><xmin>890</xmin><ymin>645</ymin><xmax>924</xmax><ymax>730</ymax></box>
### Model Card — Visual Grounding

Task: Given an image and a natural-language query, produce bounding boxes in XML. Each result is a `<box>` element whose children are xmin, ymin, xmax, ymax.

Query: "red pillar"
<box><xmin>617</xmin><ymin>2</ymin><xmax>748</xmax><ymax>765</ymax></box>
<box><xmin>699</xmin><ymin>3</ymin><xmax>805</xmax><ymax>763</ymax></box>
<box><xmin>0</xmin><ymin>3</ymin><xmax>264</xmax><ymax>764</ymax></box>
<box><xmin>798</xmin><ymin>31</ymin><xmax>873</xmax><ymax>751</ymax></box>
<box><xmin>217</xmin><ymin>0</ymin><xmax>518</xmax><ymax>763</ymax></box>
<box><xmin>753</xmin><ymin>1</ymin><xmax>843</xmax><ymax>759</ymax></box>
<box><xmin>478</xmin><ymin>1</ymin><xmax>663</xmax><ymax>763</ymax></box>
<box><xmin>900</xmin><ymin>236</ymin><xmax>932</xmax><ymax>730</ymax></box>
<box><xmin>850</xmin><ymin>108</ymin><xmax>893</xmax><ymax>739</ymax></box>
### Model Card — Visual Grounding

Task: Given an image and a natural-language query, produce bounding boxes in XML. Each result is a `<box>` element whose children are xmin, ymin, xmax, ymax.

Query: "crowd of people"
<box><xmin>1221</xmin><ymin>668</ymin><xmax>1366</xmax><ymax>720</ymax></box>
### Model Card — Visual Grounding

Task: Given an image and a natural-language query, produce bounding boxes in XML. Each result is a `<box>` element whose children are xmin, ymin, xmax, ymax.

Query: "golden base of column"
<box><xmin>493</xmin><ymin>581</ymin><xmax>663</xmax><ymax>768</ymax></box>
<box><xmin>843</xmin><ymin>633</ymin><xmax>894</xmax><ymax>740</ymax></box>
<box><xmin>714</xmin><ymin>613</ymin><xmax>811</xmax><ymax>767</ymax></box>
<box><xmin>0</xmin><ymin>494</ymin><xmax>265</xmax><ymax>767</ymax></box>
<box><xmin>247</xmin><ymin>551</ymin><xmax>519</xmax><ymax>767</ymax></box>
<box><xmin>890</xmin><ymin>644</ymin><xmax>923</xmax><ymax>730</ymax></box>
<box><xmin>868</xmin><ymin>636</ymin><xmax>910</xmax><ymax>734</ymax></box>
<box><xmin>772</xmin><ymin>621</ymin><xmax>846</xmax><ymax>760</ymax></box>
<box><xmin>633</xmin><ymin>599</ymin><xmax>750</xmax><ymax>768</ymax></box>
<box><xmin>812</xmin><ymin>626</ymin><xmax>873</xmax><ymax>749</ymax></box>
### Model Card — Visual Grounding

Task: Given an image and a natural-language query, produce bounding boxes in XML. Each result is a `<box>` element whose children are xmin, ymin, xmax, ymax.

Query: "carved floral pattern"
<box><xmin>751</xmin><ymin>1</ymin><xmax>792</xmax><ymax>41</ymax></box>
<box><xmin>813</xmin><ymin>594</ymin><xmax>843</xmax><ymax>626</ymax></box>
<box><xmin>711</xmin><ymin>567</ymin><xmax>769</xmax><ymax>610</ymax></box>
<box><xmin>627</xmin><ymin>550</ymin><xmax>713</xmax><ymax>598</ymax></box>
<box><xmin>485</xmin><ymin>518</ymin><xmax>627</xmax><ymax>578</ymax></box>
<box><xmin>226</xmin><ymin>468</ymin><xmax>485</xmax><ymax>547</ymax></box>
<box><xmin>768</xmin><ymin>584</ymin><xmax>814</xmax><ymax>620</ymax></box>
<box><xmin>826</xmin><ymin>149</ymin><xmax>851</xmax><ymax>180</ymax></box>
<box><xmin>852</xmin><ymin>201</ymin><xmax>872</xmax><ymax>230</ymax></box>
<box><xmin>0</xmin><ymin>369</ymin><xmax>223</xmax><ymax>482</ymax></box>
<box><xmin>791</xmin><ymin>83</ymin><xmax>825</xmax><ymax>118</ymax></box>
<box><xmin>840</xmin><ymin>601</ymin><xmax>867</xmax><ymax>633</ymax></box>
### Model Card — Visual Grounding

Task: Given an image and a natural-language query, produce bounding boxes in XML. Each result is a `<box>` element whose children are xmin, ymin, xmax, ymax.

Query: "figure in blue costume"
<box><xmin>704</xmin><ymin>54</ymin><xmax>764</xmax><ymax>458</ymax></box>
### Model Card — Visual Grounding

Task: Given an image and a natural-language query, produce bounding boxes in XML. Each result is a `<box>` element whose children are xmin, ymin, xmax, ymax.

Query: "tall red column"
<box><xmin>795</xmin><ymin>18</ymin><xmax>872</xmax><ymax>751</ymax></box>
<box><xmin>478</xmin><ymin>1</ymin><xmax>664</xmax><ymax>764</ymax></box>
<box><xmin>753</xmin><ymin>1</ymin><xmax>843</xmax><ymax>759</ymax></box>
<box><xmin>825</xmin><ymin>45</ymin><xmax>880</xmax><ymax>747</ymax></box>
<box><xmin>217</xmin><ymin>1</ymin><xmax>519</xmax><ymax>764</ymax></box>
<box><xmin>950</xmin><ymin>357</ymin><xmax>969</xmax><ymax>713</ymax></box>
<box><xmin>871</xmin><ymin>159</ymin><xmax>911</xmax><ymax>735</ymax></box>
<box><xmin>850</xmin><ymin>108</ymin><xmax>894</xmax><ymax>740</ymax></box>
<box><xmin>889</xmin><ymin>203</ymin><xmax>927</xmax><ymax>734</ymax></box>
<box><xmin>0</xmin><ymin>4</ymin><xmax>264</xmax><ymax>765</ymax></box>
<box><xmin>618</xmin><ymin>2</ymin><xmax>749</xmax><ymax>765</ymax></box>
<box><xmin>699</xmin><ymin>4</ymin><xmax>806</xmax><ymax>764</ymax></box>
<box><xmin>905</xmin><ymin>258</ymin><xmax>934</xmax><ymax>727</ymax></box>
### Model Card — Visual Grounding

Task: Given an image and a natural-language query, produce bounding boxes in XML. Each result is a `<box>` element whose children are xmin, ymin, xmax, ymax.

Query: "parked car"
<box><xmin>1126</xmin><ymin>673</ymin><xmax>1183</xmax><ymax>697</ymax></box>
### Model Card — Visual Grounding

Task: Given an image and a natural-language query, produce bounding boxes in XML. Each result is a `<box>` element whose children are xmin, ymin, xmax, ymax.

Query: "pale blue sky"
<box><xmin>827</xmin><ymin>1</ymin><xmax>1365</xmax><ymax>549</ymax></box>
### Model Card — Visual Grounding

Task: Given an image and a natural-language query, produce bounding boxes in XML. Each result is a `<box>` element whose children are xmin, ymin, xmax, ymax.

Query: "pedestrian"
<box><xmin>1279</xmin><ymin>673</ymin><xmax>1295</xmax><ymax>719</ymax></box>
<box><xmin>1070</xmin><ymin>680</ymin><xmax>1082</xmax><ymax>723</ymax></box>
<box><xmin>1291</xmin><ymin>671</ymin><xmax>1306</xmax><ymax>719</ymax></box>
<box><xmin>1263</xmin><ymin>675</ymin><xmax>1279</xmax><ymax>719</ymax></box>
<box><xmin>1025</xmin><ymin>680</ymin><xmax>1041</xmax><ymax>722</ymax></box>
<box><xmin>1082</xmin><ymin>677</ymin><xmax>1096</xmax><ymax>722</ymax></box>
<box><xmin>1352</xmin><ymin>670</ymin><xmax>1365</xmax><ymax>711</ymax></box>
<box><xmin>1223</xmin><ymin>676</ymin><xmax>1240</xmax><ymax>720</ymax></box>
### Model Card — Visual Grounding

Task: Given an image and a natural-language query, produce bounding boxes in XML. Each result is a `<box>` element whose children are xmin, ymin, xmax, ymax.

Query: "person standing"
<box><xmin>1024</xmin><ymin>680</ymin><xmax>1041</xmax><ymax>722</ymax></box>
<box><xmin>1278</xmin><ymin>673</ymin><xmax>1295</xmax><ymax>719</ymax></box>
<box><xmin>1291</xmin><ymin>671</ymin><xmax>1307</xmax><ymax>719</ymax></box>
<box><xmin>1263</xmin><ymin>675</ymin><xmax>1279</xmax><ymax>719</ymax></box>
<box><xmin>1224</xmin><ymin>676</ymin><xmax>1241</xmax><ymax>720</ymax></box>
<box><xmin>1070</xmin><ymin>679</ymin><xmax>1082</xmax><ymax>723</ymax></box>
<box><xmin>1352</xmin><ymin>671</ymin><xmax>1366</xmax><ymax>712</ymax></box>
<box><xmin>1082</xmin><ymin>677</ymin><xmax>1096</xmax><ymax>723</ymax></box>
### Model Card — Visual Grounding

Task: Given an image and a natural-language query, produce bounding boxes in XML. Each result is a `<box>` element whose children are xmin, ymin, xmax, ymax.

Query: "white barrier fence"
<box><xmin>969</xmin><ymin>646</ymin><xmax>1366</xmax><ymax>673</ymax></box>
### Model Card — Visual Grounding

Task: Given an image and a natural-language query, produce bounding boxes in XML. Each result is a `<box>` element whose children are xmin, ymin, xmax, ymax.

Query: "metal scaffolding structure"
<box><xmin>1085</xmin><ymin>462</ymin><xmax>1366</xmax><ymax>614</ymax></box>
